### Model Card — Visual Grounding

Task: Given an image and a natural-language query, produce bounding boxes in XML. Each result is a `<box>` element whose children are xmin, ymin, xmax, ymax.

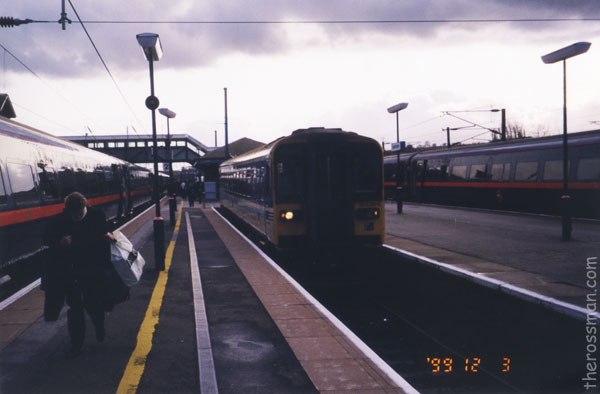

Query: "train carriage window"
<box><xmin>469</xmin><ymin>164</ymin><xmax>489</xmax><ymax>180</ymax></box>
<box><xmin>108</xmin><ymin>142</ymin><xmax>116</xmax><ymax>148</ymax></box>
<box><xmin>491</xmin><ymin>164</ymin><xmax>502</xmax><ymax>181</ymax></box>
<box><xmin>425</xmin><ymin>160</ymin><xmax>448</xmax><ymax>181</ymax></box>
<box><xmin>88</xmin><ymin>170</ymin><xmax>108</xmax><ymax>195</ymax></box>
<box><xmin>416</xmin><ymin>160</ymin><xmax>425</xmax><ymax>179</ymax></box>
<box><xmin>37</xmin><ymin>165</ymin><xmax>60</xmax><ymax>202</ymax></box>
<box><xmin>136</xmin><ymin>141</ymin><xmax>145</xmax><ymax>147</ymax></box>
<box><xmin>58</xmin><ymin>167</ymin><xmax>76</xmax><ymax>197</ymax></box>
<box><xmin>450</xmin><ymin>165</ymin><xmax>467</xmax><ymax>180</ymax></box>
<box><xmin>503</xmin><ymin>163</ymin><xmax>511</xmax><ymax>180</ymax></box>
<box><xmin>117</xmin><ymin>142</ymin><xmax>125</xmax><ymax>148</ymax></box>
<box><xmin>74</xmin><ymin>169</ymin><xmax>88</xmax><ymax>193</ymax></box>
<box><xmin>543</xmin><ymin>160</ymin><xmax>569</xmax><ymax>181</ymax></box>
<box><xmin>515</xmin><ymin>162</ymin><xmax>538</xmax><ymax>181</ymax></box>
<box><xmin>128</xmin><ymin>142</ymin><xmax>136</xmax><ymax>148</ymax></box>
<box><xmin>491</xmin><ymin>163</ymin><xmax>511</xmax><ymax>181</ymax></box>
<box><xmin>7</xmin><ymin>162</ymin><xmax>39</xmax><ymax>205</ymax></box>
<box><xmin>578</xmin><ymin>157</ymin><xmax>600</xmax><ymax>180</ymax></box>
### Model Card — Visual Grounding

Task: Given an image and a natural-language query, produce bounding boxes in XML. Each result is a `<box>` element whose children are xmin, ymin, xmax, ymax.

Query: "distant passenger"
<box><xmin>180</xmin><ymin>181</ymin><xmax>187</xmax><ymax>198</ymax></box>
<box><xmin>188</xmin><ymin>181</ymin><xmax>196</xmax><ymax>207</ymax></box>
<box><xmin>43</xmin><ymin>192</ymin><xmax>115</xmax><ymax>359</ymax></box>
<box><xmin>197</xmin><ymin>182</ymin><xmax>204</xmax><ymax>203</ymax></box>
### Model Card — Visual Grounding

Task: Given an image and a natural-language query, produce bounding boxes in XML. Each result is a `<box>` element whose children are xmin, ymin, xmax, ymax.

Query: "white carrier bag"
<box><xmin>110</xmin><ymin>230</ymin><xmax>145</xmax><ymax>287</ymax></box>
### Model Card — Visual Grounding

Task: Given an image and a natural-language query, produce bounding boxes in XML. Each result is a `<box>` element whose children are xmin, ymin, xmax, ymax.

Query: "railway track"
<box><xmin>219</xmin><ymin>207</ymin><xmax>586</xmax><ymax>394</ymax></box>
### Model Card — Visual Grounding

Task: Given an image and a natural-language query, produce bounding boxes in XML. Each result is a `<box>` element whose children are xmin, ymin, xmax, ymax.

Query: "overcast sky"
<box><xmin>2</xmin><ymin>1</ymin><xmax>600</xmax><ymax>150</ymax></box>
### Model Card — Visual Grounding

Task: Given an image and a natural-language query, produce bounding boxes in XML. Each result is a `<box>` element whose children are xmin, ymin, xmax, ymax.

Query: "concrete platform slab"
<box><xmin>385</xmin><ymin>202</ymin><xmax>598</xmax><ymax>313</ymax></box>
<box><xmin>204</xmin><ymin>208</ymin><xmax>415</xmax><ymax>394</ymax></box>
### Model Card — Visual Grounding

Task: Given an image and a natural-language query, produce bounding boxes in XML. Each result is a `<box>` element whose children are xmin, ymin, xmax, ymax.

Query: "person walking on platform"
<box><xmin>43</xmin><ymin>192</ymin><xmax>114</xmax><ymax>359</ymax></box>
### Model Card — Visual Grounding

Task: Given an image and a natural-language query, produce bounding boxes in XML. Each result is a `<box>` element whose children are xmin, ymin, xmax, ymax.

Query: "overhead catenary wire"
<box><xmin>85</xmin><ymin>125</ymin><xmax>97</xmax><ymax>141</ymax></box>
<box><xmin>401</xmin><ymin>114</ymin><xmax>445</xmax><ymax>131</ymax></box>
<box><xmin>456</xmin><ymin>130</ymin><xmax>490</xmax><ymax>144</ymax></box>
<box><xmin>0</xmin><ymin>41</ymin><xmax>92</xmax><ymax>124</ymax></box>
<box><xmin>67</xmin><ymin>0</ymin><xmax>143</xmax><ymax>135</ymax></box>
<box><xmin>0</xmin><ymin>43</ymin><xmax>45</xmax><ymax>82</ymax></box>
<box><xmin>11</xmin><ymin>17</ymin><xmax>600</xmax><ymax>25</ymax></box>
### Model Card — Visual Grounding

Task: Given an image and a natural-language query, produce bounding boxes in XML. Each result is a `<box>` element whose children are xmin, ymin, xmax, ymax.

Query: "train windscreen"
<box><xmin>352</xmin><ymin>144</ymin><xmax>382</xmax><ymax>201</ymax></box>
<box><xmin>274</xmin><ymin>144</ymin><xmax>305</xmax><ymax>203</ymax></box>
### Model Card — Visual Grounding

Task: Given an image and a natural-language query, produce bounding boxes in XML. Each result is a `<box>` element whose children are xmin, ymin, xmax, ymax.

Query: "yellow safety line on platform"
<box><xmin>116</xmin><ymin>202</ymin><xmax>184</xmax><ymax>394</ymax></box>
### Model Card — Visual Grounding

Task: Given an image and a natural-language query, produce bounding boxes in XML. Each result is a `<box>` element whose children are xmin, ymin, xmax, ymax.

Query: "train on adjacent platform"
<box><xmin>0</xmin><ymin>116</ymin><xmax>165</xmax><ymax>282</ymax></box>
<box><xmin>219</xmin><ymin>127</ymin><xmax>385</xmax><ymax>248</ymax></box>
<box><xmin>384</xmin><ymin>129</ymin><xmax>600</xmax><ymax>219</ymax></box>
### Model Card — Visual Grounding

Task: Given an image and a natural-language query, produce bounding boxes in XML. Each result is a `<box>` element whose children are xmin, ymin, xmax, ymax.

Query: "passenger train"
<box><xmin>0</xmin><ymin>116</ymin><xmax>165</xmax><ymax>282</ymax></box>
<box><xmin>220</xmin><ymin>127</ymin><xmax>385</xmax><ymax>248</ymax></box>
<box><xmin>384</xmin><ymin>129</ymin><xmax>600</xmax><ymax>219</ymax></box>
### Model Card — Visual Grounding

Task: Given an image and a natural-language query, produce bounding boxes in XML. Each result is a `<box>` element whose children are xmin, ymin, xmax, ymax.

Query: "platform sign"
<box><xmin>204</xmin><ymin>181</ymin><xmax>217</xmax><ymax>200</ymax></box>
<box><xmin>390</xmin><ymin>141</ymin><xmax>406</xmax><ymax>152</ymax></box>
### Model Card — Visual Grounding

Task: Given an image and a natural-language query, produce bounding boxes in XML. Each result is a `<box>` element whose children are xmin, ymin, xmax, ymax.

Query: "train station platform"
<box><xmin>0</xmin><ymin>201</ymin><xmax>416</xmax><ymax>394</ymax></box>
<box><xmin>384</xmin><ymin>201</ymin><xmax>600</xmax><ymax>316</ymax></box>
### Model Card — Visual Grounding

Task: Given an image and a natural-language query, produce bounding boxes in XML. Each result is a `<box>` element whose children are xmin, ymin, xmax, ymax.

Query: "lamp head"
<box><xmin>542</xmin><ymin>42</ymin><xmax>591</xmax><ymax>64</ymax></box>
<box><xmin>387</xmin><ymin>102</ymin><xmax>409</xmax><ymax>114</ymax></box>
<box><xmin>136</xmin><ymin>33</ymin><xmax>163</xmax><ymax>61</ymax></box>
<box><xmin>158</xmin><ymin>108</ymin><xmax>176</xmax><ymax>118</ymax></box>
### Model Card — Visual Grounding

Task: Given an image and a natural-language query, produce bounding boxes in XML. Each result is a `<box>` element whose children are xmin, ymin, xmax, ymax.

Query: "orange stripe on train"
<box><xmin>0</xmin><ymin>191</ymin><xmax>152</xmax><ymax>227</ymax></box>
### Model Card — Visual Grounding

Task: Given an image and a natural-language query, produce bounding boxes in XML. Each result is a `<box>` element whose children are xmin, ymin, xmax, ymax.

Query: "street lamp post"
<box><xmin>136</xmin><ymin>32</ymin><xmax>165</xmax><ymax>270</ymax></box>
<box><xmin>387</xmin><ymin>102</ymin><xmax>408</xmax><ymax>214</ymax></box>
<box><xmin>542</xmin><ymin>41</ymin><xmax>591</xmax><ymax>241</ymax></box>
<box><xmin>224</xmin><ymin>87</ymin><xmax>230</xmax><ymax>158</ymax></box>
<box><xmin>159</xmin><ymin>107</ymin><xmax>177</xmax><ymax>226</ymax></box>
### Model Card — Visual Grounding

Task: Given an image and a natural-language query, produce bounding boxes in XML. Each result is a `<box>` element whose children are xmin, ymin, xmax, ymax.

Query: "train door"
<box><xmin>111</xmin><ymin>164</ymin><xmax>124</xmax><ymax>218</ymax></box>
<box><xmin>407</xmin><ymin>159</ymin><xmax>417</xmax><ymax>201</ymax></box>
<box><xmin>124</xmin><ymin>166</ymin><xmax>133</xmax><ymax>215</ymax></box>
<box><xmin>419</xmin><ymin>160</ymin><xmax>427</xmax><ymax>201</ymax></box>
<box><xmin>307</xmin><ymin>147</ymin><xmax>351</xmax><ymax>245</ymax></box>
<box><xmin>408</xmin><ymin>159</ymin><xmax>425</xmax><ymax>201</ymax></box>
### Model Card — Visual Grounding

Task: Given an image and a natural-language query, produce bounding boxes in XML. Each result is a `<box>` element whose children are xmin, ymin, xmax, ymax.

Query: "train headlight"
<box><xmin>279</xmin><ymin>210</ymin><xmax>302</xmax><ymax>222</ymax></box>
<box><xmin>356</xmin><ymin>208</ymin><xmax>380</xmax><ymax>220</ymax></box>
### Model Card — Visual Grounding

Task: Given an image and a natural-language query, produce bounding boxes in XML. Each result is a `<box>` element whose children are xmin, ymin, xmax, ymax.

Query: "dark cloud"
<box><xmin>2</xmin><ymin>0</ymin><xmax>599</xmax><ymax>77</ymax></box>
<box><xmin>490</xmin><ymin>0</ymin><xmax>600</xmax><ymax>16</ymax></box>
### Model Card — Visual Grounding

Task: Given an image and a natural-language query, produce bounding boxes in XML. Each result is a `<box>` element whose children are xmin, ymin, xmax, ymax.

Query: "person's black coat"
<box><xmin>42</xmin><ymin>206</ymin><xmax>113</xmax><ymax>320</ymax></box>
<box><xmin>44</xmin><ymin>206</ymin><xmax>110</xmax><ymax>281</ymax></box>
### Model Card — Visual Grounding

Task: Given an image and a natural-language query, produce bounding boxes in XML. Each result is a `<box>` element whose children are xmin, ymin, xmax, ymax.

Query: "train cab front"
<box><xmin>272</xmin><ymin>132</ymin><xmax>385</xmax><ymax>250</ymax></box>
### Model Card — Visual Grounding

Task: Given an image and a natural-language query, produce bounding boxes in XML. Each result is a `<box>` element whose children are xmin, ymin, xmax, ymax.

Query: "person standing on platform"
<box><xmin>197</xmin><ymin>181</ymin><xmax>204</xmax><ymax>204</ymax></box>
<box><xmin>43</xmin><ymin>192</ymin><xmax>114</xmax><ymax>359</ymax></box>
<box><xmin>180</xmin><ymin>180</ymin><xmax>187</xmax><ymax>199</ymax></box>
<box><xmin>188</xmin><ymin>181</ymin><xmax>196</xmax><ymax>207</ymax></box>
